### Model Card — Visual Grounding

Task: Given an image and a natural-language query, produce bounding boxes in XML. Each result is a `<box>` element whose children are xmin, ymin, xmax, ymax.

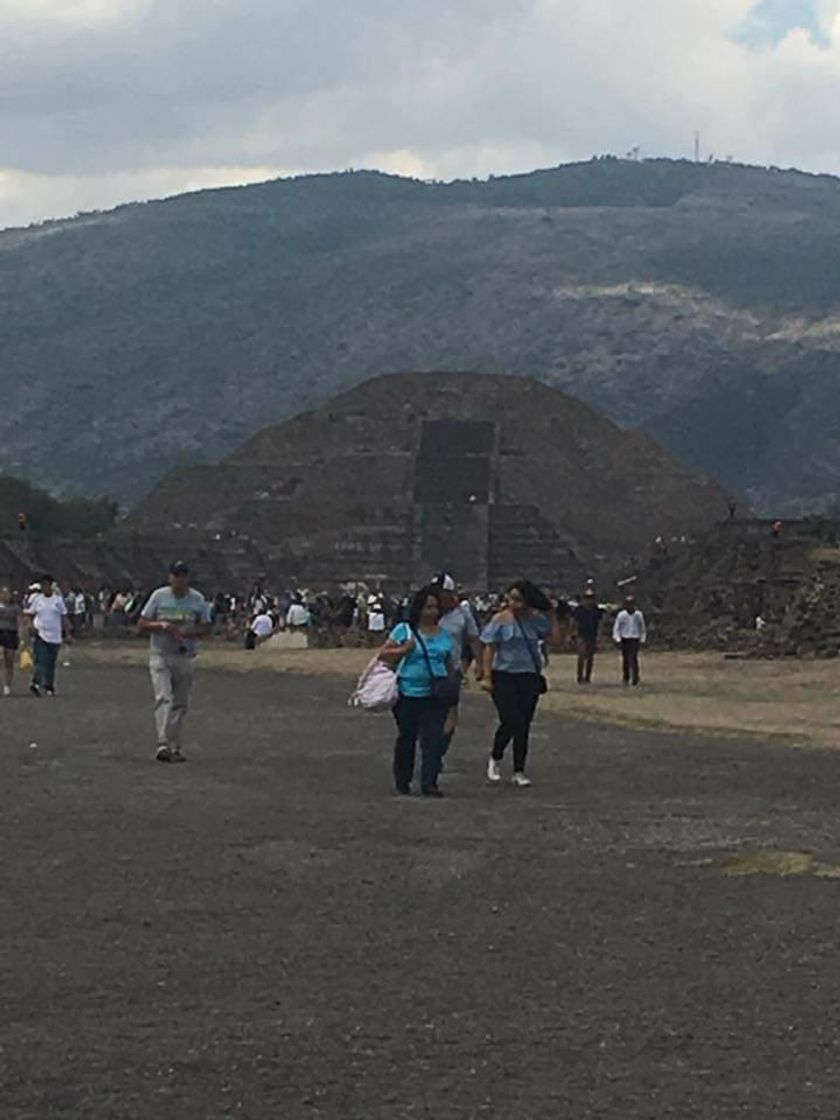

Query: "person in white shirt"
<box><xmin>286</xmin><ymin>599</ymin><xmax>309</xmax><ymax>629</ymax></box>
<box><xmin>246</xmin><ymin>611</ymin><xmax>275</xmax><ymax>649</ymax></box>
<box><xmin>367</xmin><ymin>603</ymin><xmax>386</xmax><ymax>635</ymax></box>
<box><xmin>24</xmin><ymin>573</ymin><xmax>72</xmax><ymax>696</ymax></box>
<box><xmin>613</xmin><ymin>595</ymin><xmax>647</xmax><ymax>686</ymax></box>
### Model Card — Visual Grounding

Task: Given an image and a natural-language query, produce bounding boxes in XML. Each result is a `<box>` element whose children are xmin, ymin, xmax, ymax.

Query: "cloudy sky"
<box><xmin>2</xmin><ymin>0</ymin><xmax>840</xmax><ymax>229</ymax></box>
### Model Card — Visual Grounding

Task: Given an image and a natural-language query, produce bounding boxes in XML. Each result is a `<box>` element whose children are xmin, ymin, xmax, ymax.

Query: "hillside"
<box><xmin>0</xmin><ymin>475</ymin><xmax>116</xmax><ymax>540</ymax></box>
<box><xmin>2</xmin><ymin>157</ymin><xmax>840</xmax><ymax>509</ymax></box>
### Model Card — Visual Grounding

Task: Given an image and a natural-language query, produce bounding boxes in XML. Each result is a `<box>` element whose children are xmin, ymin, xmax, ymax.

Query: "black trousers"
<box><xmin>393</xmin><ymin>695</ymin><xmax>449</xmax><ymax>792</ymax></box>
<box><xmin>577</xmin><ymin>637</ymin><xmax>597</xmax><ymax>683</ymax></box>
<box><xmin>491</xmin><ymin>671</ymin><xmax>543</xmax><ymax>773</ymax></box>
<box><xmin>621</xmin><ymin>639</ymin><xmax>641</xmax><ymax>685</ymax></box>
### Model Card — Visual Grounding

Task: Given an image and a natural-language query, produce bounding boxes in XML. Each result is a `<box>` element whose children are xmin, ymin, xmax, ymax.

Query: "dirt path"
<box><xmin>3</xmin><ymin>659</ymin><xmax>840</xmax><ymax>1118</ymax></box>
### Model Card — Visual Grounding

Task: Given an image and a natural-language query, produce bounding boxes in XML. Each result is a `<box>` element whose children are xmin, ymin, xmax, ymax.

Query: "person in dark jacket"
<box><xmin>573</xmin><ymin>588</ymin><xmax>603</xmax><ymax>684</ymax></box>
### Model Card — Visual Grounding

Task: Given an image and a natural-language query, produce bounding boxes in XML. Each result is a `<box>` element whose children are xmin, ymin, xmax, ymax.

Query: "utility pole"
<box><xmin>694</xmin><ymin>131</ymin><xmax>701</xmax><ymax>163</ymax></box>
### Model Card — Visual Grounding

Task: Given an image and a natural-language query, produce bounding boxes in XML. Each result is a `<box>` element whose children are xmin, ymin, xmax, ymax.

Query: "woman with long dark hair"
<box><xmin>480</xmin><ymin>580</ymin><xmax>561</xmax><ymax>787</ymax></box>
<box><xmin>379</xmin><ymin>586</ymin><xmax>456</xmax><ymax>797</ymax></box>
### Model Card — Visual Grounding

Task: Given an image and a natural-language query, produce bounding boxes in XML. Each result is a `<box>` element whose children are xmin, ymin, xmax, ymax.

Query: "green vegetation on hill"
<box><xmin>0</xmin><ymin>475</ymin><xmax>117</xmax><ymax>540</ymax></box>
<box><xmin>2</xmin><ymin>157</ymin><xmax>840</xmax><ymax>513</ymax></box>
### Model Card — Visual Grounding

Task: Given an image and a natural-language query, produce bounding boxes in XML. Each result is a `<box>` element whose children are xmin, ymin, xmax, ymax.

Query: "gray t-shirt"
<box><xmin>0</xmin><ymin>602</ymin><xmax>21</xmax><ymax>632</ymax></box>
<box><xmin>440</xmin><ymin>604</ymin><xmax>479</xmax><ymax>658</ymax></box>
<box><xmin>141</xmin><ymin>587</ymin><xmax>211</xmax><ymax>657</ymax></box>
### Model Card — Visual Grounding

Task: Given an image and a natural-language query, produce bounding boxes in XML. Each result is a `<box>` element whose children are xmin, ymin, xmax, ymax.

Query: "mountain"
<box><xmin>2</xmin><ymin>156</ymin><xmax>840</xmax><ymax>510</ymax></box>
<box><xmin>123</xmin><ymin>371</ymin><xmax>729</xmax><ymax>590</ymax></box>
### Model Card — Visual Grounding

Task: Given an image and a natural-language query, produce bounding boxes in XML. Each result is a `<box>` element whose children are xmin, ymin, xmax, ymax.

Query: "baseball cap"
<box><xmin>169</xmin><ymin>561</ymin><xmax>190</xmax><ymax>576</ymax></box>
<box><xmin>434</xmin><ymin>573</ymin><xmax>456</xmax><ymax>592</ymax></box>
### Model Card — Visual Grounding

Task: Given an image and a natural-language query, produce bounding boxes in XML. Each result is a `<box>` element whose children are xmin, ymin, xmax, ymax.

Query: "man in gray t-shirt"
<box><xmin>139</xmin><ymin>562</ymin><xmax>211</xmax><ymax>763</ymax></box>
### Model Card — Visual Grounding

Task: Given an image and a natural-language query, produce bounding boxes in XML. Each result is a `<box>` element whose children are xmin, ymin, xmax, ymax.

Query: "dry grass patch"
<box><xmin>542</xmin><ymin>651</ymin><xmax>840</xmax><ymax>748</ymax></box>
<box><xmin>75</xmin><ymin>644</ymin><xmax>840</xmax><ymax>748</ymax></box>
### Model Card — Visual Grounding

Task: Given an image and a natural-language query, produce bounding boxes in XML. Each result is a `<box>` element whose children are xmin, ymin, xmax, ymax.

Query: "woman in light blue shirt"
<box><xmin>481</xmin><ymin>580</ymin><xmax>561</xmax><ymax>787</ymax></box>
<box><xmin>379</xmin><ymin>586</ymin><xmax>455</xmax><ymax>797</ymax></box>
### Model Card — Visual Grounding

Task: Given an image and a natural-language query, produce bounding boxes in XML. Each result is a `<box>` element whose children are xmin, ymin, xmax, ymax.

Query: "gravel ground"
<box><xmin>3</xmin><ymin>658</ymin><xmax>840</xmax><ymax>1119</ymax></box>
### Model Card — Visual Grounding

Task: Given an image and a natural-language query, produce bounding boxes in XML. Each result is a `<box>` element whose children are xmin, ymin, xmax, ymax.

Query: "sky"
<box><xmin>2</xmin><ymin>0</ymin><xmax>840</xmax><ymax>229</ymax></box>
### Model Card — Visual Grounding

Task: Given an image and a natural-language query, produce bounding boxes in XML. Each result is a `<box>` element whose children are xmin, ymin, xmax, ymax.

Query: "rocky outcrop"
<box><xmin>633</xmin><ymin>519</ymin><xmax>840</xmax><ymax>654</ymax></box>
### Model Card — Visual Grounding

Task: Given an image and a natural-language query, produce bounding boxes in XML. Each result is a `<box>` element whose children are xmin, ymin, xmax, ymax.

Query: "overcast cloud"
<box><xmin>2</xmin><ymin>0</ymin><xmax>840</xmax><ymax>228</ymax></box>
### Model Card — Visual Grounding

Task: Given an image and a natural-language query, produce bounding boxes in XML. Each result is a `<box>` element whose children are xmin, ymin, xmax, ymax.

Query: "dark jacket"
<box><xmin>574</xmin><ymin>603</ymin><xmax>603</xmax><ymax>642</ymax></box>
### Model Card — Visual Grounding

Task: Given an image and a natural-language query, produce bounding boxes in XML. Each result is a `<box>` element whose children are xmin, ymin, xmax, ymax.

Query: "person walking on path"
<box><xmin>613</xmin><ymin>594</ymin><xmax>647</xmax><ymax>687</ymax></box>
<box><xmin>378</xmin><ymin>586</ymin><xmax>456</xmax><ymax>798</ymax></box>
<box><xmin>139</xmin><ymin>562</ymin><xmax>212</xmax><ymax>763</ymax></box>
<box><xmin>573</xmin><ymin>588</ymin><xmax>603</xmax><ymax>684</ymax></box>
<box><xmin>431</xmin><ymin>573</ymin><xmax>483</xmax><ymax>764</ymax></box>
<box><xmin>24</xmin><ymin>574</ymin><xmax>71</xmax><ymax>697</ymax></box>
<box><xmin>0</xmin><ymin>586</ymin><xmax>22</xmax><ymax>696</ymax></box>
<box><xmin>481</xmin><ymin>580</ymin><xmax>562</xmax><ymax>788</ymax></box>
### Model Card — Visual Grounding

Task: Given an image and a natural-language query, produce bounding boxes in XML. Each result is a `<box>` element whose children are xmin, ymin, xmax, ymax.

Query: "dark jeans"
<box><xmin>491</xmin><ymin>671</ymin><xmax>543</xmax><ymax>773</ymax></box>
<box><xmin>621</xmin><ymin>639</ymin><xmax>641</xmax><ymax>685</ymax></box>
<box><xmin>33</xmin><ymin>635</ymin><xmax>60</xmax><ymax>690</ymax></box>
<box><xmin>577</xmin><ymin>637</ymin><xmax>597</xmax><ymax>683</ymax></box>
<box><xmin>393</xmin><ymin>695</ymin><xmax>449</xmax><ymax>792</ymax></box>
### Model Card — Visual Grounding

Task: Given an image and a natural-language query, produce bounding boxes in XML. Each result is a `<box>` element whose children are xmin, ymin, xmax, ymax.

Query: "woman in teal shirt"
<box><xmin>379</xmin><ymin>585</ymin><xmax>455</xmax><ymax>797</ymax></box>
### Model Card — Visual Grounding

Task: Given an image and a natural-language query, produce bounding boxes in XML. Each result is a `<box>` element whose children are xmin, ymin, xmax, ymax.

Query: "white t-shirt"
<box><xmin>251</xmin><ymin>613</ymin><xmax>275</xmax><ymax>639</ymax></box>
<box><xmin>26</xmin><ymin>592</ymin><xmax>68</xmax><ymax>644</ymax></box>
<box><xmin>367</xmin><ymin>610</ymin><xmax>386</xmax><ymax>632</ymax></box>
<box><xmin>286</xmin><ymin>604</ymin><xmax>308</xmax><ymax>627</ymax></box>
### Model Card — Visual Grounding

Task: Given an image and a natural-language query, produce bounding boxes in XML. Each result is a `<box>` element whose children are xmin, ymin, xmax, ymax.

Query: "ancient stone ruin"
<box><xmin>116</xmin><ymin>371</ymin><xmax>729</xmax><ymax>591</ymax></box>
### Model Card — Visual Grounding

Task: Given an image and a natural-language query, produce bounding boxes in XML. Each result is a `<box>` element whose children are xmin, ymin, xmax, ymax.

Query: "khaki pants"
<box><xmin>149</xmin><ymin>653</ymin><xmax>195</xmax><ymax>749</ymax></box>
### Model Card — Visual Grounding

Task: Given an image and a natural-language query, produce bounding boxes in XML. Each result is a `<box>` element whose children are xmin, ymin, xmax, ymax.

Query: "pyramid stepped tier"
<box><xmin>125</xmin><ymin>371</ymin><xmax>730</xmax><ymax>592</ymax></box>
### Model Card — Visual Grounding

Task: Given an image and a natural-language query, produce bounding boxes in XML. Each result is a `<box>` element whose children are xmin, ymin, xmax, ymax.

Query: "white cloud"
<box><xmin>3</xmin><ymin>0</ymin><xmax>840</xmax><ymax>228</ymax></box>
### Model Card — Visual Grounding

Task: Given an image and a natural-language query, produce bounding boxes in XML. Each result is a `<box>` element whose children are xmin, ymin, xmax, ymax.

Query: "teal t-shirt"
<box><xmin>390</xmin><ymin>623</ymin><xmax>454</xmax><ymax>698</ymax></box>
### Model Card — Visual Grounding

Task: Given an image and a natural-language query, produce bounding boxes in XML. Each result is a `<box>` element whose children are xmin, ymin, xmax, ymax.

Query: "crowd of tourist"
<box><xmin>1</xmin><ymin>565</ymin><xmax>649</xmax><ymax>794</ymax></box>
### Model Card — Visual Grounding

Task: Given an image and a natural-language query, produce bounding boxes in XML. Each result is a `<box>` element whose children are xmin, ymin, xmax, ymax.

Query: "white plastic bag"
<box><xmin>349</xmin><ymin>656</ymin><xmax>398</xmax><ymax>713</ymax></box>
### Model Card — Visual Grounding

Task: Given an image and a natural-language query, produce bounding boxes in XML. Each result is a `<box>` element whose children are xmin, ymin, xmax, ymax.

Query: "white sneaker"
<box><xmin>512</xmin><ymin>772</ymin><xmax>532</xmax><ymax>788</ymax></box>
<box><xmin>2</xmin><ymin>685</ymin><xmax>9</xmax><ymax>697</ymax></box>
<box><xmin>487</xmin><ymin>758</ymin><xmax>502</xmax><ymax>783</ymax></box>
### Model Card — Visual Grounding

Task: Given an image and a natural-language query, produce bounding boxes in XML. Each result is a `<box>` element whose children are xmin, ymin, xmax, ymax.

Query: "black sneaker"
<box><xmin>45</xmin><ymin>687</ymin><xmax>56</xmax><ymax>697</ymax></box>
<box><xmin>422</xmin><ymin>787</ymin><xmax>445</xmax><ymax>799</ymax></box>
<box><xmin>395</xmin><ymin>784</ymin><xmax>412</xmax><ymax>796</ymax></box>
<box><xmin>157</xmin><ymin>746</ymin><xmax>188</xmax><ymax>763</ymax></box>
<box><xmin>29</xmin><ymin>683</ymin><xmax>41</xmax><ymax>697</ymax></box>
